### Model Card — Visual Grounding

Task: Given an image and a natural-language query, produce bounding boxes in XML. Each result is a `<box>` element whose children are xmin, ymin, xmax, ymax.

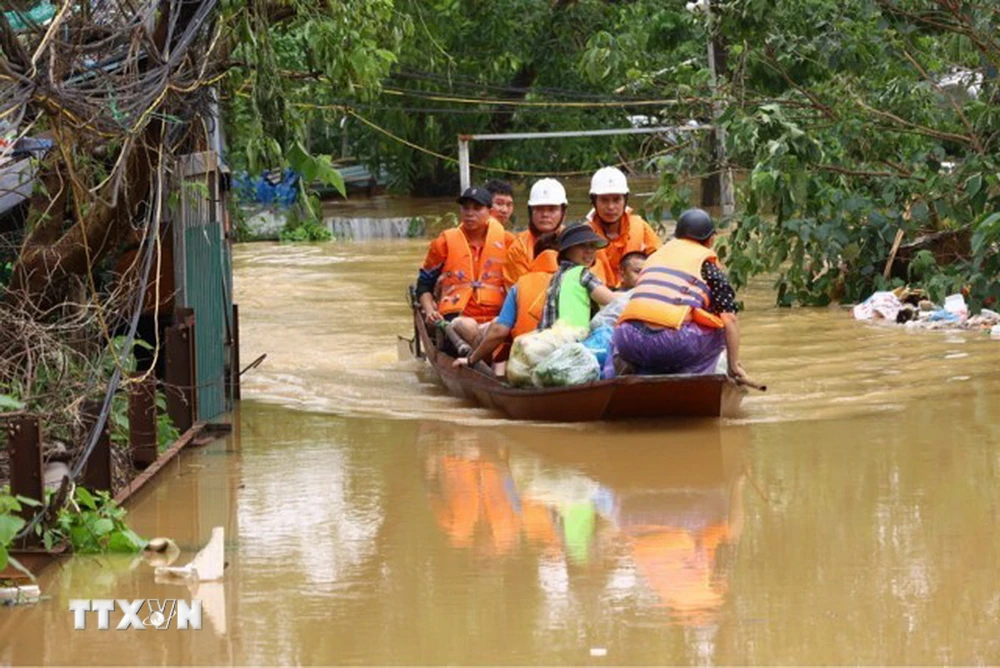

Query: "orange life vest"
<box><xmin>438</xmin><ymin>221</ymin><xmax>508</xmax><ymax>317</ymax></box>
<box><xmin>589</xmin><ymin>211</ymin><xmax>652</xmax><ymax>287</ymax></box>
<box><xmin>619</xmin><ymin>238</ymin><xmax>725</xmax><ymax>329</ymax></box>
<box><xmin>511</xmin><ymin>250</ymin><xmax>558</xmax><ymax>338</ymax></box>
<box><xmin>589</xmin><ymin>213</ymin><xmax>647</xmax><ymax>252</ymax></box>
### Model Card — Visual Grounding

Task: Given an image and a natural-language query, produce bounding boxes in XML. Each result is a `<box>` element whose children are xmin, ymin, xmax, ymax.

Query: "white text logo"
<box><xmin>69</xmin><ymin>599</ymin><xmax>202</xmax><ymax>630</ymax></box>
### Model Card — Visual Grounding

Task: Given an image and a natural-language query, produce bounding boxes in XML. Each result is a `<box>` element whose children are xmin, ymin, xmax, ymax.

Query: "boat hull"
<box><xmin>411</xmin><ymin>310</ymin><xmax>744</xmax><ymax>422</ymax></box>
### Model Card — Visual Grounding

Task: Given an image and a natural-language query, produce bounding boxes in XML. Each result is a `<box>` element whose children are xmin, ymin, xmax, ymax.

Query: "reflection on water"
<box><xmin>3</xmin><ymin>400</ymin><xmax>1000</xmax><ymax>663</ymax></box>
<box><xmin>420</xmin><ymin>421</ymin><xmax>747</xmax><ymax>631</ymax></box>
<box><xmin>4</xmin><ymin>234</ymin><xmax>1000</xmax><ymax>664</ymax></box>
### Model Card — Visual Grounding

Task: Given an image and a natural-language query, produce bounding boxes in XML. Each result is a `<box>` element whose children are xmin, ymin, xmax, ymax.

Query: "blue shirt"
<box><xmin>496</xmin><ymin>286</ymin><xmax>518</xmax><ymax>328</ymax></box>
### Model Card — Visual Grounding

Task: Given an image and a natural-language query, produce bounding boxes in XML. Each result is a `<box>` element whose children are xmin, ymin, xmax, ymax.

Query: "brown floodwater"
<box><xmin>3</xmin><ymin>236</ymin><xmax>1000</xmax><ymax>664</ymax></box>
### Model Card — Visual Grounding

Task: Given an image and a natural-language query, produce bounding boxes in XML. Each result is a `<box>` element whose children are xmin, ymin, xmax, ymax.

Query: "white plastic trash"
<box><xmin>990</xmin><ymin>324</ymin><xmax>1000</xmax><ymax>339</ymax></box>
<box><xmin>943</xmin><ymin>293</ymin><xmax>968</xmax><ymax>320</ymax></box>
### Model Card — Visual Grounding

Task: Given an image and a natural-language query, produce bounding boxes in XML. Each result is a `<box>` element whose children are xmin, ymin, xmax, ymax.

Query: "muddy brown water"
<box><xmin>2</xmin><ymin>234</ymin><xmax>1000</xmax><ymax>664</ymax></box>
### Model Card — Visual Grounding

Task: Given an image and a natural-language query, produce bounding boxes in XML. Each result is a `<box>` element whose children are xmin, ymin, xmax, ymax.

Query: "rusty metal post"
<box><xmin>129</xmin><ymin>373</ymin><xmax>158</xmax><ymax>469</ymax></box>
<box><xmin>229</xmin><ymin>303</ymin><xmax>241</xmax><ymax>402</ymax></box>
<box><xmin>165</xmin><ymin>319</ymin><xmax>197</xmax><ymax>432</ymax></box>
<box><xmin>80</xmin><ymin>400</ymin><xmax>113</xmax><ymax>494</ymax></box>
<box><xmin>6</xmin><ymin>416</ymin><xmax>43</xmax><ymax>526</ymax></box>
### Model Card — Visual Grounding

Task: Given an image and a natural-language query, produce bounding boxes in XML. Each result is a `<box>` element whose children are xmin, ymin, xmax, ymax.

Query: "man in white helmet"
<box><xmin>502</xmin><ymin>178</ymin><xmax>570</xmax><ymax>288</ymax></box>
<box><xmin>586</xmin><ymin>166</ymin><xmax>661</xmax><ymax>288</ymax></box>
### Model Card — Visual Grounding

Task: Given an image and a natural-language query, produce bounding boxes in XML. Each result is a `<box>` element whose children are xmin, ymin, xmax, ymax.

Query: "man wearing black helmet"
<box><xmin>612</xmin><ymin>208</ymin><xmax>747</xmax><ymax>380</ymax></box>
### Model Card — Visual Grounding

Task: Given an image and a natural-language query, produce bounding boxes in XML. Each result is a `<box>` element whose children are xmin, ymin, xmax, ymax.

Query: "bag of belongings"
<box><xmin>507</xmin><ymin>321</ymin><xmax>588</xmax><ymax>387</ymax></box>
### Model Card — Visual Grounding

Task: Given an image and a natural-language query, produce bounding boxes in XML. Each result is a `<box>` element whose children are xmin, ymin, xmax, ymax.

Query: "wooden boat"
<box><xmin>410</xmin><ymin>308</ymin><xmax>746</xmax><ymax>422</ymax></box>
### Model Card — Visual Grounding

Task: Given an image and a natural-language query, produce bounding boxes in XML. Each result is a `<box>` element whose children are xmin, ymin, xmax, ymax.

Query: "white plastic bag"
<box><xmin>507</xmin><ymin>321</ymin><xmax>588</xmax><ymax>387</ymax></box>
<box><xmin>590</xmin><ymin>291</ymin><xmax>632</xmax><ymax>330</ymax></box>
<box><xmin>531</xmin><ymin>343</ymin><xmax>601</xmax><ymax>387</ymax></box>
<box><xmin>852</xmin><ymin>291</ymin><xmax>902</xmax><ymax>321</ymax></box>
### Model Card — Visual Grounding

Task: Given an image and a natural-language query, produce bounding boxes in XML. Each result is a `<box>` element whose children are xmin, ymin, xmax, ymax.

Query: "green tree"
<box><xmin>714</xmin><ymin>0</ymin><xmax>1000</xmax><ymax>306</ymax></box>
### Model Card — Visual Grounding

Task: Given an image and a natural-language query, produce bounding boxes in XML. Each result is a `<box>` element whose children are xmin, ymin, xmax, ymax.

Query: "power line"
<box><xmin>378</xmin><ymin>86</ymin><xmax>695</xmax><ymax>109</ymax></box>
<box><xmin>335</xmin><ymin>105</ymin><xmax>672</xmax><ymax>178</ymax></box>
<box><xmin>389</xmin><ymin>68</ymin><xmax>653</xmax><ymax>102</ymax></box>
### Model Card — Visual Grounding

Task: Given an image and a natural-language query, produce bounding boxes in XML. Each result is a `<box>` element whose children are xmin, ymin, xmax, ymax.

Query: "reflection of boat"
<box><xmin>506</xmin><ymin>424</ymin><xmax>749</xmax><ymax>626</ymax></box>
<box><xmin>411</xmin><ymin>308</ymin><xmax>745</xmax><ymax>421</ymax></box>
<box><xmin>418</xmin><ymin>421</ymin><xmax>749</xmax><ymax>627</ymax></box>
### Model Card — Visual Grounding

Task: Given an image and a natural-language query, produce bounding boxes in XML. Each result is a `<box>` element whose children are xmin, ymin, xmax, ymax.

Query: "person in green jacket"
<box><xmin>537</xmin><ymin>224</ymin><xmax>615</xmax><ymax>330</ymax></box>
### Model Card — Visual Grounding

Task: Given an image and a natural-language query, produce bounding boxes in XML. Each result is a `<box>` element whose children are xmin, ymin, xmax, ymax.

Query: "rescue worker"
<box><xmin>485</xmin><ymin>179</ymin><xmax>515</xmax><ymax>228</ymax></box>
<box><xmin>536</xmin><ymin>224</ymin><xmax>616</xmax><ymax>331</ymax></box>
<box><xmin>613</xmin><ymin>208</ymin><xmax>747</xmax><ymax>379</ymax></box>
<box><xmin>416</xmin><ymin>186</ymin><xmax>515</xmax><ymax>349</ymax></box>
<box><xmin>503</xmin><ymin>178</ymin><xmax>568</xmax><ymax>288</ymax></box>
<box><xmin>586</xmin><ymin>166</ymin><xmax>662</xmax><ymax>288</ymax></box>
<box><xmin>454</xmin><ymin>233</ymin><xmax>560</xmax><ymax>371</ymax></box>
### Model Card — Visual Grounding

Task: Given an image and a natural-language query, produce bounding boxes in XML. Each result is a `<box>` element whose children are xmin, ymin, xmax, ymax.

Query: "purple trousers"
<box><xmin>609</xmin><ymin>321</ymin><xmax>725</xmax><ymax>376</ymax></box>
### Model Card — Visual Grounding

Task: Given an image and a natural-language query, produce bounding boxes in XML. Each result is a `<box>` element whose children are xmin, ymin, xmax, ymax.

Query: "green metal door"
<box><xmin>185</xmin><ymin>221</ymin><xmax>230</xmax><ymax>421</ymax></box>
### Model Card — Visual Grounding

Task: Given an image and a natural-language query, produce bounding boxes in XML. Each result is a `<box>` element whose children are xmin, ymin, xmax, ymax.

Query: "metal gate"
<box><xmin>173</xmin><ymin>151</ymin><xmax>233</xmax><ymax>422</ymax></box>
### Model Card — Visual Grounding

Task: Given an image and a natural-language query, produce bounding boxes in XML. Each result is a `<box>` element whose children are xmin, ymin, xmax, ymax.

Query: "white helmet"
<box><xmin>527</xmin><ymin>178</ymin><xmax>568</xmax><ymax>207</ymax></box>
<box><xmin>589</xmin><ymin>166</ymin><xmax>629</xmax><ymax>196</ymax></box>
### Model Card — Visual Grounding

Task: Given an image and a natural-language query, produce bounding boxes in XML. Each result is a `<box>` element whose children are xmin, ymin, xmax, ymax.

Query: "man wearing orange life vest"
<box><xmin>485</xmin><ymin>179</ymin><xmax>515</xmax><ymax>228</ymax></box>
<box><xmin>586</xmin><ymin>166</ymin><xmax>662</xmax><ymax>288</ymax></box>
<box><xmin>502</xmin><ymin>178</ymin><xmax>568</xmax><ymax>288</ymax></box>
<box><xmin>417</xmin><ymin>186</ymin><xmax>515</xmax><ymax>348</ymax></box>
<box><xmin>612</xmin><ymin>208</ymin><xmax>748</xmax><ymax>380</ymax></box>
<box><xmin>453</xmin><ymin>232</ymin><xmax>561</xmax><ymax>371</ymax></box>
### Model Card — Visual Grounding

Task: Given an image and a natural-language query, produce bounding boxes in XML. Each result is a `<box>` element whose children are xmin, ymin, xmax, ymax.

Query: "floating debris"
<box><xmin>854</xmin><ymin>288</ymin><xmax>1000</xmax><ymax>335</ymax></box>
<box><xmin>0</xmin><ymin>584</ymin><xmax>41</xmax><ymax>606</ymax></box>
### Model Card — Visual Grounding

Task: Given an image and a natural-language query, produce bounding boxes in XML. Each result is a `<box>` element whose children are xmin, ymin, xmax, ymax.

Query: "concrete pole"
<box><xmin>458</xmin><ymin>138</ymin><xmax>471</xmax><ymax>193</ymax></box>
<box><xmin>705</xmin><ymin>0</ymin><xmax>735</xmax><ymax>217</ymax></box>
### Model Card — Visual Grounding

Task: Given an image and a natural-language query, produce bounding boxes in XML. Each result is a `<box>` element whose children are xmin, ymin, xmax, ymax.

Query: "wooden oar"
<box><xmin>735</xmin><ymin>376</ymin><xmax>767</xmax><ymax>392</ymax></box>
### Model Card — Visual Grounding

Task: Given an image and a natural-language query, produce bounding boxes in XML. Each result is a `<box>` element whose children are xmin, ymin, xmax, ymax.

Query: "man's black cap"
<box><xmin>558</xmin><ymin>223</ymin><xmax>609</xmax><ymax>252</ymax></box>
<box><xmin>457</xmin><ymin>186</ymin><xmax>493</xmax><ymax>208</ymax></box>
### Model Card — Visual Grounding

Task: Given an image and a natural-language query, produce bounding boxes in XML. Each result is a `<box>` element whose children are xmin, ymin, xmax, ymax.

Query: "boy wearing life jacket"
<box><xmin>417</xmin><ymin>186</ymin><xmax>515</xmax><ymax>349</ymax></box>
<box><xmin>586</xmin><ymin>166</ymin><xmax>662</xmax><ymax>288</ymax></box>
<box><xmin>485</xmin><ymin>179</ymin><xmax>515</xmax><ymax>228</ymax></box>
<box><xmin>454</xmin><ymin>232</ymin><xmax>560</xmax><ymax>372</ymax></box>
<box><xmin>612</xmin><ymin>208</ymin><xmax>748</xmax><ymax>380</ymax></box>
<box><xmin>502</xmin><ymin>178</ymin><xmax>568</xmax><ymax>288</ymax></box>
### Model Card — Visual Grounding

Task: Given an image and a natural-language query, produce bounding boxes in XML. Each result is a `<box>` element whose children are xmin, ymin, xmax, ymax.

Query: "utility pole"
<box><xmin>704</xmin><ymin>0</ymin><xmax>735</xmax><ymax>217</ymax></box>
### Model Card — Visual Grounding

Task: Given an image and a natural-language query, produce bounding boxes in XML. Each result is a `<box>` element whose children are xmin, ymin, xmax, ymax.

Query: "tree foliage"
<box><xmin>713</xmin><ymin>0</ymin><xmax>1000</xmax><ymax>306</ymax></box>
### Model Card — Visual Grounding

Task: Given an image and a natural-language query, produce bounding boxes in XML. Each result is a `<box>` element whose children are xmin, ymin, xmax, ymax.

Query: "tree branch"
<box><xmin>899</xmin><ymin>47</ymin><xmax>983</xmax><ymax>153</ymax></box>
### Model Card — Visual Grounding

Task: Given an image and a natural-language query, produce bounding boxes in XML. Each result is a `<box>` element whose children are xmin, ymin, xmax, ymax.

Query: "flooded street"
<box><xmin>3</xmin><ymin>239</ymin><xmax>1000</xmax><ymax>664</ymax></box>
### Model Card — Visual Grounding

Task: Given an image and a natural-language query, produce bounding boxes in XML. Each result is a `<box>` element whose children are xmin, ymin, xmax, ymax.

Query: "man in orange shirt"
<box><xmin>586</xmin><ymin>166</ymin><xmax>661</xmax><ymax>288</ymax></box>
<box><xmin>485</xmin><ymin>179</ymin><xmax>515</xmax><ymax>228</ymax></box>
<box><xmin>417</xmin><ymin>186</ymin><xmax>515</xmax><ymax>350</ymax></box>
<box><xmin>502</xmin><ymin>178</ymin><xmax>567</xmax><ymax>288</ymax></box>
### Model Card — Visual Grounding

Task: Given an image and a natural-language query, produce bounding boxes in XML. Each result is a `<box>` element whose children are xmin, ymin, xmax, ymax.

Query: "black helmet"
<box><xmin>675</xmin><ymin>208</ymin><xmax>715</xmax><ymax>241</ymax></box>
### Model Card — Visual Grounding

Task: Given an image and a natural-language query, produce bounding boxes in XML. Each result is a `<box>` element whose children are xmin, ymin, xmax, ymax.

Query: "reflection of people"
<box><xmin>504</xmin><ymin>423</ymin><xmax>749</xmax><ymax>627</ymax></box>
<box><xmin>615</xmin><ymin>471</ymin><xmax>745</xmax><ymax>625</ymax></box>
<box><xmin>422</xmin><ymin>428</ymin><xmax>560</xmax><ymax>558</ymax></box>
